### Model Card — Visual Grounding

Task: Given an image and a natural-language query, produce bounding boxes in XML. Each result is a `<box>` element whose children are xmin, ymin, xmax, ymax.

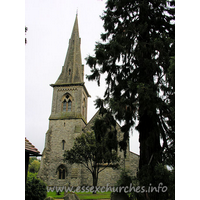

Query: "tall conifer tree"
<box><xmin>87</xmin><ymin>0</ymin><xmax>174</xmax><ymax>199</ymax></box>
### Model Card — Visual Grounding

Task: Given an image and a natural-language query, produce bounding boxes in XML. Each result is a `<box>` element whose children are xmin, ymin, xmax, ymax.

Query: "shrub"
<box><xmin>111</xmin><ymin>170</ymin><xmax>132</xmax><ymax>200</ymax></box>
<box><xmin>136</xmin><ymin>163</ymin><xmax>174</xmax><ymax>200</ymax></box>
<box><xmin>25</xmin><ymin>172</ymin><xmax>47</xmax><ymax>200</ymax></box>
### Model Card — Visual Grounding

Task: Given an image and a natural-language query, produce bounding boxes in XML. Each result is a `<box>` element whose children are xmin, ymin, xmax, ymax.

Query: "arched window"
<box><xmin>62</xmin><ymin>94</ymin><xmax>73</xmax><ymax>112</ymax></box>
<box><xmin>57</xmin><ymin>165</ymin><xmax>66</xmax><ymax>179</ymax></box>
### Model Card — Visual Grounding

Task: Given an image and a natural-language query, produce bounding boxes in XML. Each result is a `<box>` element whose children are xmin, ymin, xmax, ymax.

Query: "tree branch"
<box><xmin>98</xmin><ymin>163</ymin><xmax>111</xmax><ymax>173</ymax></box>
<box><xmin>80</xmin><ymin>161</ymin><xmax>93</xmax><ymax>174</ymax></box>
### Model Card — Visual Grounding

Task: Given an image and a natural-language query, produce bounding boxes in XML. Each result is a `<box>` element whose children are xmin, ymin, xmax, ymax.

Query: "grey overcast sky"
<box><xmin>25</xmin><ymin>0</ymin><xmax>139</xmax><ymax>155</ymax></box>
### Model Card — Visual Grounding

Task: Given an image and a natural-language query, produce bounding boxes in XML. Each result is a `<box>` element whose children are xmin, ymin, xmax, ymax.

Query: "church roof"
<box><xmin>25</xmin><ymin>137</ymin><xmax>41</xmax><ymax>156</ymax></box>
<box><xmin>83</xmin><ymin>109</ymin><xmax>122</xmax><ymax>133</ymax></box>
<box><xmin>83</xmin><ymin>110</ymin><xmax>101</xmax><ymax>132</ymax></box>
<box><xmin>53</xmin><ymin>14</ymin><xmax>84</xmax><ymax>86</ymax></box>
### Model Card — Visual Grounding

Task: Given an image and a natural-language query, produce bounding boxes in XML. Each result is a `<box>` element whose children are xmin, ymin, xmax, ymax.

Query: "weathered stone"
<box><xmin>38</xmin><ymin>15</ymin><xmax>139</xmax><ymax>188</ymax></box>
<box><xmin>64</xmin><ymin>193</ymin><xmax>80</xmax><ymax>200</ymax></box>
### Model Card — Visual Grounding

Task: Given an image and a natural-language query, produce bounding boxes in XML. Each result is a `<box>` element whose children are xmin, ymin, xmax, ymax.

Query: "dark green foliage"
<box><xmin>93</xmin><ymin>111</ymin><xmax>118</xmax><ymax>154</ymax></box>
<box><xmin>136</xmin><ymin>163</ymin><xmax>174</xmax><ymax>200</ymax></box>
<box><xmin>63</xmin><ymin>131</ymin><xmax>119</xmax><ymax>168</ymax></box>
<box><xmin>112</xmin><ymin>167</ymin><xmax>174</xmax><ymax>200</ymax></box>
<box><xmin>25</xmin><ymin>172</ymin><xmax>47</xmax><ymax>200</ymax></box>
<box><xmin>114</xmin><ymin>170</ymin><xmax>132</xmax><ymax>192</ymax></box>
<box><xmin>162</xmin><ymin>56</ymin><xmax>175</xmax><ymax>168</ymax></box>
<box><xmin>63</xmin><ymin>117</ymin><xmax>120</xmax><ymax>191</ymax></box>
<box><xmin>111</xmin><ymin>170</ymin><xmax>132</xmax><ymax>200</ymax></box>
<box><xmin>86</xmin><ymin>0</ymin><xmax>174</xmax><ymax>199</ymax></box>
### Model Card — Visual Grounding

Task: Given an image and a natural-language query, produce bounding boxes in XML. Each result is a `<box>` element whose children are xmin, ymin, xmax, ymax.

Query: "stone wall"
<box><xmin>39</xmin><ymin>115</ymin><xmax>139</xmax><ymax>187</ymax></box>
<box><xmin>38</xmin><ymin>117</ymin><xmax>85</xmax><ymax>186</ymax></box>
<box><xmin>49</xmin><ymin>85</ymin><xmax>88</xmax><ymax>122</ymax></box>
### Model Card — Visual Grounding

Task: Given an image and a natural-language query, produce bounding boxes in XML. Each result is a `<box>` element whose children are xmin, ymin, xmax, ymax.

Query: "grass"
<box><xmin>47</xmin><ymin>191</ymin><xmax>111</xmax><ymax>199</ymax></box>
<box><xmin>77</xmin><ymin>191</ymin><xmax>111</xmax><ymax>199</ymax></box>
<box><xmin>47</xmin><ymin>191</ymin><xmax>65</xmax><ymax>199</ymax></box>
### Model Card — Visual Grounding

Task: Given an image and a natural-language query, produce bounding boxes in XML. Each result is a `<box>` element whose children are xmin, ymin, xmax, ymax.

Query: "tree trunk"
<box><xmin>92</xmin><ymin>169</ymin><xmax>98</xmax><ymax>194</ymax></box>
<box><xmin>136</xmin><ymin>3</ymin><xmax>162</xmax><ymax>200</ymax></box>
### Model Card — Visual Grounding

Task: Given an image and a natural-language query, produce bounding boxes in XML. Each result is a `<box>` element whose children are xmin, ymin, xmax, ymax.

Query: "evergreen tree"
<box><xmin>86</xmin><ymin>0</ymin><xmax>174</xmax><ymax>199</ymax></box>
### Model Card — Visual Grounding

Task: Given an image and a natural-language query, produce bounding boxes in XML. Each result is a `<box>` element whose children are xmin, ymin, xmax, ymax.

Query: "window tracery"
<box><xmin>62</xmin><ymin>94</ymin><xmax>73</xmax><ymax>112</ymax></box>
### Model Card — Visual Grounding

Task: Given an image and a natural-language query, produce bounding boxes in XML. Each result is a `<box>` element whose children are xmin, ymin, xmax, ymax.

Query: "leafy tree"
<box><xmin>63</xmin><ymin>117</ymin><xmax>120</xmax><ymax>192</ymax></box>
<box><xmin>29</xmin><ymin>157</ymin><xmax>38</xmax><ymax>164</ymax></box>
<box><xmin>29</xmin><ymin>159</ymin><xmax>40</xmax><ymax>173</ymax></box>
<box><xmin>25</xmin><ymin>172</ymin><xmax>47</xmax><ymax>200</ymax></box>
<box><xmin>86</xmin><ymin>0</ymin><xmax>175</xmax><ymax>199</ymax></box>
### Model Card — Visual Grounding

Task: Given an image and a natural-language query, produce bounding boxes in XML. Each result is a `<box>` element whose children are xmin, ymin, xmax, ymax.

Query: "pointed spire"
<box><xmin>54</xmin><ymin>15</ymin><xmax>83</xmax><ymax>85</ymax></box>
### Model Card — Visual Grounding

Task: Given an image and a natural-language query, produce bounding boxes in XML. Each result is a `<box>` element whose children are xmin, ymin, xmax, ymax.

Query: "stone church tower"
<box><xmin>38</xmin><ymin>14</ymin><xmax>90</xmax><ymax>186</ymax></box>
<box><xmin>38</xmin><ymin>15</ymin><xmax>139</xmax><ymax>187</ymax></box>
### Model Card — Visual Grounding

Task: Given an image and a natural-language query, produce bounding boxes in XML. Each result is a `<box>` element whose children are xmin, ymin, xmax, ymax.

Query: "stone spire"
<box><xmin>54</xmin><ymin>14</ymin><xmax>84</xmax><ymax>85</ymax></box>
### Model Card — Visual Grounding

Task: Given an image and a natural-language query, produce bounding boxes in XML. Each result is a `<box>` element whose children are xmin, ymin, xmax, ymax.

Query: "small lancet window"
<box><xmin>69</xmin><ymin>69</ymin><xmax>71</xmax><ymax>75</ymax></box>
<box><xmin>82</xmin><ymin>98</ymin><xmax>86</xmax><ymax>117</ymax></box>
<box><xmin>62</xmin><ymin>140</ymin><xmax>65</xmax><ymax>150</ymax></box>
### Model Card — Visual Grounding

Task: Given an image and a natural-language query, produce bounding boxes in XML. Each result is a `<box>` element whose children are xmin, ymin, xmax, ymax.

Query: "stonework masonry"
<box><xmin>38</xmin><ymin>14</ymin><xmax>139</xmax><ymax>187</ymax></box>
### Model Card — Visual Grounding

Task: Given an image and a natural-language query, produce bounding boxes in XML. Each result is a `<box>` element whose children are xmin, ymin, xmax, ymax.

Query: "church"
<box><xmin>38</xmin><ymin>15</ymin><xmax>139</xmax><ymax>187</ymax></box>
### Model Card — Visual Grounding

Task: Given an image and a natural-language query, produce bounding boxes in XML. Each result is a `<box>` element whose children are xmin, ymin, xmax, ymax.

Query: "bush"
<box><xmin>111</xmin><ymin>170</ymin><xmax>132</xmax><ymax>200</ymax></box>
<box><xmin>25</xmin><ymin>172</ymin><xmax>47</xmax><ymax>200</ymax></box>
<box><xmin>137</xmin><ymin>163</ymin><xmax>174</xmax><ymax>200</ymax></box>
<box><xmin>111</xmin><ymin>166</ymin><xmax>174</xmax><ymax>200</ymax></box>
